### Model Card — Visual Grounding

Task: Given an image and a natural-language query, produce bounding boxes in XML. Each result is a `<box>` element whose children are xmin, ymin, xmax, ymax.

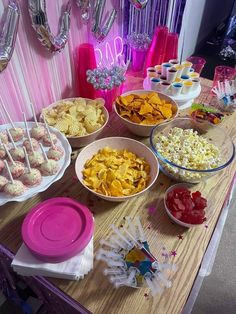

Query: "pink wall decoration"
<box><xmin>0</xmin><ymin>0</ymin><xmax>121</xmax><ymax>123</ymax></box>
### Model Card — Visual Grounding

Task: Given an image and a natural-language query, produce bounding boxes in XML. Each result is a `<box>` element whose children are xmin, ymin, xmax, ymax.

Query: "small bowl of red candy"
<box><xmin>164</xmin><ymin>183</ymin><xmax>210</xmax><ymax>228</ymax></box>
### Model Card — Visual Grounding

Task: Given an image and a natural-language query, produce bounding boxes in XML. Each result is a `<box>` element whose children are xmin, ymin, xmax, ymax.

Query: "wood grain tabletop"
<box><xmin>0</xmin><ymin>77</ymin><xmax>235</xmax><ymax>314</ymax></box>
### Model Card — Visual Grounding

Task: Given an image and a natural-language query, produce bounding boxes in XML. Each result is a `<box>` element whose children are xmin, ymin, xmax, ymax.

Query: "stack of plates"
<box><xmin>12</xmin><ymin>198</ymin><xmax>94</xmax><ymax>280</ymax></box>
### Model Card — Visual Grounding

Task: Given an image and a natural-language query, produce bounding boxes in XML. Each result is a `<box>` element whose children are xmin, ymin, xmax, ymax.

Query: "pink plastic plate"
<box><xmin>22</xmin><ymin>197</ymin><xmax>94</xmax><ymax>263</ymax></box>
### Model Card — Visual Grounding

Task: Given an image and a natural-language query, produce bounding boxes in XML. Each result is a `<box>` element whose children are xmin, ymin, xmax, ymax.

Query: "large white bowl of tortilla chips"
<box><xmin>75</xmin><ymin>137</ymin><xmax>159</xmax><ymax>202</ymax></box>
<box><xmin>41</xmin><ymin>97</ymin><xmax>109</xmax><ymax>148</ymax></box>
<box><xmin>114</xmin><ymin>90</ymin><xmax>178</xmax><ymax>137</ymax></box>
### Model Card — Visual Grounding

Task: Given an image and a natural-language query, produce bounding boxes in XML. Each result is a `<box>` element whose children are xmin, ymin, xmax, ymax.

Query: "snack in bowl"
<box><xmin>42</xmin><ymin>98</ymin><xmax>106</xmax><ymax>137</ymax></box>
<box><xmin>115</xmin><ymin>92</ymin><xmax>174</xmax><ymax>125</ymax></box>
<box><xmin>82</xmin><ymin>147</ymin><xmax>150</xmax><ymax>197</ymax></box>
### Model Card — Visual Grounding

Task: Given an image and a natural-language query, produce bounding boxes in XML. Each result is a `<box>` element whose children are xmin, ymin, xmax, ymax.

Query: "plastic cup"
<box><xmin>212</xmin><ymin>66</ymin><xmax>236</xmax><ymax>89</ymax></box>
<box><xmin>163</xmin><ymin>33</ymin><xmax>178</xmax><ymax>63</ymax></box>
<box><xmin>99</xmin><ymin>86</ymin><xmax>122</xmax><ymax>112</ymax></box>
<box><xmin>186</xmin><ymin>56</ymin><xmax>206</xmax><ymax>74</ymax></box>
<box><xmin>181</xmin><ymin>61</ymin><xmax>193</xmax><ymax>75</ymax></box>
<box><xmin>132</xmin><ymin>47</ymin><xmax>148</xmax><ymax>72</ymax></box>
<box><xmin>182</xmin><ymin>81</ymin><xmax>193</xmax><ymax>94</ymax></box>
<box><xmin>167</xmin><ymin>67</ymin><xmax>177</xmax><ymax>83</ymax></box>
<box><xmin>174</xmin><ymin>65</ymin><xmax>184</xmax><ymax>78</ymax></box>
<box><xmin>161</xmin><ymin>63</ymin><xmax>172</xmax><ymax>76</ymax></box>
<box><xmin>169</xmin><ymin>59</ymin><xmax>179</xmax><ymax>66</ymax></box>
<box><xmin>171</xmin><ymin>82</ymin><xmax>183</xmax><ymax>96</ymax></box>
<box><xmin>154</xmin><ymin>65</ymin><xmax>162</xmax><ymax>72</ymax></box>
<box><xmin>192</xmin><ymin>78</ymin><xmax>200</xmax><ymax>91</ymax></box>
<box><xmin>181</xmin><ymin>74</ymin><xmax>190</xmax><ymax>81</ymax></box>
<box><xmin>174</xmin><ymin>77</ymin><xmax>182</xmax><ymax>83</ymax></box>
<box><xmin>160</xmin><ymin>75</ymin><xmax>167</xmax><ymax>81</ymax></box>
<box><xmin>150</xmin><ymin>77</ymin><xmax>161</xmax><ymax>91</ymax></box>
<box><xmin>189</xmin><ymin>72</ymin><xmax>200</xmax><ymax>79</ymax></box>
<box><xmin>160</xmin><ymin>81</ymin><xmax>171</xmax><ymax>93</ymax></box>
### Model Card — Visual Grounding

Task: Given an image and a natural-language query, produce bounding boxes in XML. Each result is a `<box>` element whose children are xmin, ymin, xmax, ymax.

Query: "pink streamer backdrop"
<box><xmin>0</xmin><ymin>0</ymin><xmax>120</xmax><ymax>123</ymax></box>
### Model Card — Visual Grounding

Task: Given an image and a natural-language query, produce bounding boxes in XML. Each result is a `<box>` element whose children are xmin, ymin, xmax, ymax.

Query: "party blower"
<box><xmin>96</xmin><ymin>217</ymin><xmax>177</xmax><ymax>296</ymax></box>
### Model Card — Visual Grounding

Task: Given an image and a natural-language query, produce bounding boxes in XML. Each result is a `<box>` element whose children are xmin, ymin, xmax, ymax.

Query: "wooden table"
<box><xmin>0</xmin><ymin>78</ymin><xmax>236</xmax><ymax>314</ymax></box>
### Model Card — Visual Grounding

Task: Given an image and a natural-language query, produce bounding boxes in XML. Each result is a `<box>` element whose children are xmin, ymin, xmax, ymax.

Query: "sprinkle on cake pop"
<box><xmin>0</xmin><ymin>175</ymin><xmax>8</xmax><ymax>191</ymax></box>
<box><xmin>3</xmin><ymin>160</ymin><xmax>26</xmax><ymax>196</ymax></box>
<box><xmin>39</xmin><ymin>143</ymin><xmax>59</xmax><ymax>176</ymax></box>
<box><xmin>28</xmin><ymin>151</ymin><xmax>44</xmax><ymax>168</ymax></box>
<box><xmin>1</xmin><ymin>100</ymin><xmax>24</xmax><ymax>141</ymax></box>
<box><xmin>29</xmin><ymin>103</ymin><xmax>45</xmax><ymax>140</ymax></box>
<box><xmin>3</xmin><ymin>144</ymin><xmax>25</xmax><ymax>179</ymax></box>
<box><xmin>44</xmin><ymin>122</ymin><xmax>64</xmax><ymax>161</ymax></box>
<box><xmin>21</xmin><ymin>148</ymin><xmax>42</xmax><ymax>187</ymax></box>
<box><xmin>42</xmin><ymin>116</ymin><xmax>57</xmax><ymax>146</ymax></box>
<box><xmin>0</xmin><ymin>139</ymin><xmax>6</xmax><ymax>159</ymax></box>
<box><xmin>0</xmin><ymin>131</ymin><xmax>8</xmax><ymax>144</ymax></box>
<box><xmin>7</xmin><ymin>129</ymin><xmax>24</xmax><ymax>162</ymax></box>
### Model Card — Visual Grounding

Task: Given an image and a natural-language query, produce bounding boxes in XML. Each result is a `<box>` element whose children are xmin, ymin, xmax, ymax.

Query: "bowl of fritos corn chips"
<box><xmin>114</xmin><ymin>90</ymin><xmax>178</xmax><ymax>137</ymax></box>
<box><xmin>41</xmin><ymin>98</ymin><xmax>109</xmax><ymax>148</ymax></box>
<box><xmin>75</xmin><ymin>137</ymin><xmax>159</xmax><ymax>201</ymax></box>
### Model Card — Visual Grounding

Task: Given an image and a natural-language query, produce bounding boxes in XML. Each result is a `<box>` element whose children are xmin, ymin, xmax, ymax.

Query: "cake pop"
<box><xmin>7</xmin><ymin>129</ymin><xmax>24</xmax><ymax>162</ymax></box>
<box><xmin>0</xmin><ymin>175</ymin><xmax>8</xmax><ymax>191</ymax></box>
<box><xmin>0</xmin><ymin>160</ymin><xmax>4</xmax><ymax>173</ymax></box>
<box><xmin>21</xmin><ymin>148</ymin><xmax>42</xmax><ymax>187</ymax></box>
<box><xmin>0</xmin><ymin>131</ymin><xmax>8</xmax><ymax>144</ymax></box>
<box><xmin>28</xmin><ymin>151</ymin><xmax>44</xmax><ymax>168</ymax></box>
<box><xmin>47</xmin><ymin>145</ymin><xmax>64</xmax><ymax>161</ymax></box>
<box><xmin>39</xmin><ymin>143</ymin><xmax>59</xmax><ymax>176</ymax></box>
<box><xmin>29</xmin><ymin>103</ymin><xmax>45</xmax><ymax>140</ymax></box>
<box><xmin>42</xmin><ymin>115</ymin><xmax>57</xmax><ymax>146</ymax></box>
<box><xmin>3</xmin><ymin>160</ymin><xmax>26</xmax><ymax>196</ymax></box>
<box><xmin>0</xmin><ymin>140</ymin><xmax>6</xmax><ymax>159</ymax></box>
<box><xmin>1</xmin><ymin>100</ymin><xmax>24</xmax><ymax>141</ymax></box>
<box><xmin>23</xmin><ymin>138</ymin><xmax>39</xmax><ymax>152</ymax></box>
<box><xmin>3</xmin><ymin>144</ymin><xmax>25</xmax><ymax>179</ymax></box>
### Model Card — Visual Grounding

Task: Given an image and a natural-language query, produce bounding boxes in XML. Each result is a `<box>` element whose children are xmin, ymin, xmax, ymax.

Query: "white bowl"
<box><xmin>164</xmin><ymin>183</ymin><xmax>212</xmax><ymax>228</ymax></box>
<box><xmin>41</xmin><ymin>98</ymin><xmax>109</xmax><ymax>148</ymax></box>
<box><xmin>114</xmin><ymin>90</ymin><xmax>178</xmax><ymax>137</ymax></box>
<box><xmin>75</xmin><ymin>137</ymin><xmax>159</xmax><ymax>202</ymax></box>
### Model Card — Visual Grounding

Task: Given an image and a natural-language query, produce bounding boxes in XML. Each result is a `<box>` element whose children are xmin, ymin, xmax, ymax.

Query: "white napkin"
<box><xmin>11</xmin><ymin>237</ymin><xmax>93</xmax><ymax>280</ymax></box>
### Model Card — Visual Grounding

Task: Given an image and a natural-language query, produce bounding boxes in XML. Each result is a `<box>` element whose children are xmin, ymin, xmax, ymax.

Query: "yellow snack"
<box><xmin>43</xmin><ymin>98</ymin><xmax>106</xmax><ymax>137</ymax></box>
<box><xmin>82</xmin><ymin>147</ymin><xmax>150</xmax><ymax>197</ymax></box>
<box><xmin>116</xmin><ymin>92</ymin><xmax>175</xmax><ymax>125</ymax></box>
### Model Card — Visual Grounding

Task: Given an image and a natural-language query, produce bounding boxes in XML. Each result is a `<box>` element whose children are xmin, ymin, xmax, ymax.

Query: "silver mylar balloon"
<box><xmin>28</xmin><ymin>0</ymin><xmax>71</xmax><ymax>53</ymax></box>
<box><xmin>76</xmin><ymin>0</ymin><xmax>91</xmax><ymax>22</ymax></box>
<box><xmin>92</xmin><ymin>0</ymin><xmax>117</xmax><ymax>42</ymax></box>
<box><xmin>0</xmin><ymin>0</ymin><xmax>20</xmax><ymax>72</ymax></box>
<box><xmin>129</xmin><ymin>0</ymin><xmax>149</xmax><ymax>10</ymax></box>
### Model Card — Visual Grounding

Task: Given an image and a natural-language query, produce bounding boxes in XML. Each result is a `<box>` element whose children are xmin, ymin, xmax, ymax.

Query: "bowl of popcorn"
<box><xmin>114</xmin><ymin>90</ymin><xmax>178</xmax><ymax>137</ymax></box>
<box><xmin>42</xmin><ymin>98</ymin><xmax>109</xmax><ymax>148</ymax></box>
<box><xmin>150</xmin><ymin>118</ymin><xmax>235</xmax><ymax>183</ymax></box>
<box><xmin>75</xmin><ymin>137</ymin><xmax>159</xmax><ymax>201</ymax></box>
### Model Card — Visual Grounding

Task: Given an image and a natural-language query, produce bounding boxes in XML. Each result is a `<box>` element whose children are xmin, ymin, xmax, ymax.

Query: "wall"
<box><xmin>179</xmin><ymin>0</ymin><xmax>235</xmax><ymax>60</ymax></box>
<box><xmin>0</xmin><ymin>0</ymin><xmax>121</xmax><ymax>123</ymax></box>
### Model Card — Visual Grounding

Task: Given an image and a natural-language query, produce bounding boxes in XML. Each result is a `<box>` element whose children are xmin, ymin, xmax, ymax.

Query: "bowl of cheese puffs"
<box><xmin>114</xmin><ymin>90</ymin><xmax>178</xmax><ymax>137</ymax></box>
<box><xmin>41</xmin><ymin>98</ymin><xmax>109</xmax><ymax>148</ymax></box>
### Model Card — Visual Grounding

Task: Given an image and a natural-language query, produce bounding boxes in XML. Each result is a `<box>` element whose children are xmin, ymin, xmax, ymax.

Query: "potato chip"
<box><xmin>116</xmin><ymin>92</ymin><xmax>175</xmax><ymax>125</ymax></box>
<box><xmin>43</xmin><ymin>98</ymin><xmax>106</xmax><ymax>137</ymax></box>
<box><xmin>82</xmin><ymin>147</ymin><xmax>150</xmax><ymax>197</ymax></box>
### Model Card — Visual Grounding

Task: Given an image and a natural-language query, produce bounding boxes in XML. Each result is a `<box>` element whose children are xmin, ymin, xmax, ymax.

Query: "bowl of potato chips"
<box><xmin>41</xmin><ymin>97</ymin><xmax>109</xmax><ymax>148</ymax></box>
<box><xmin>114</xmin><ymin>90</ymin><xmax>178</xmax><ymax>137</ymax></box>
<box><xmin>75</xmin><ymin>137</ymin><xmax>159</xmax><ymax>201</ymax></box>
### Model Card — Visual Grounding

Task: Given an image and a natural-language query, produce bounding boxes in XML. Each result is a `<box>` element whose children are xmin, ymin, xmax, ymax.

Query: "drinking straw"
<box><xmin>4</xmin><ymin>160</ymin><xmax>14</xmax><ymax>183</ymax></box>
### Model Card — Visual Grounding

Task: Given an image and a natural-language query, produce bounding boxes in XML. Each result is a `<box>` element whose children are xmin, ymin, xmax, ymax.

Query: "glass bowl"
<box><xmin>150</xmin><ymin>118</ymin><xmax>235</xmax><ymax>183</ymax></box>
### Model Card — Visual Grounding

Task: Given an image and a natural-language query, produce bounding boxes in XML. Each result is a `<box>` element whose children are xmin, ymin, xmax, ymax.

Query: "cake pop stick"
<box><xmin>23</xmin><ymin>147</ymin><xmax>31</xmax><ymax>173</ymax></box>
<box><xmin>39</xmin><ymin>143</ymin><xmax>48</xmax><ymax>161</ymax></box>
<box><xmin>43</xmin><ymin>115</ymin><xmax>55</xmax><ymax>148</ymax></box>
<box><xmin>6</xmin><ymin>129</ymin><xmax>16</xmax><ymax>149</ymax></box>
<box><xmin>4</xmin><ymin>144</ymin><xmax>15</xmax><ymax>164</ymax></box>
<box><xmin>30</xmin><ymin>102</ymin><xmax>38</xmax><ymax>127</ymax></box>
<box><xmin>4</xmin><ymin>160</ymin><xmax>14</xmax><ymax>183</ymax></box>
<box><xmin>0</xmin><ymin>97</ymin><xmax>16</xmax><ymax>130</ymax></box>
<box><xmin>23</xmin><ymin>112</ymin><xmax>34</xmax><ymax>153</ymax></box>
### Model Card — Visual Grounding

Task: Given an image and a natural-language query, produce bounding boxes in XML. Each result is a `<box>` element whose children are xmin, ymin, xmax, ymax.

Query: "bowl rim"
<box><xmin>164</xmin><ymin>183</ymin><xmax>208</xmax><ymax>227</ymax></box>
<box><xmin>41</xmin><ymin>97</ymin><xmax>109</xmax><ymax>140</ymax></box>
<box><xmin>150</xmin><ymin>117</ymin><xmax>235</xmax><ymax>173</ymax></box>
<box><xmin>75</xmin><ymin>136</ymin><xmax>159</xmax><ymax>200</ymax></box>
<box><xmin>113</xmin><ymin>90</ymin><xmax>179</xmax><ymax>128</ymax></box>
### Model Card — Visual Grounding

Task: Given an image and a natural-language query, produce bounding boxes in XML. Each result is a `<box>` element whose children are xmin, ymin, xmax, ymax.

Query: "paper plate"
<box><xmin>22</xmin><ymin>197</ymin><xmax>94</xmax><ymax>263</ymax></box>
<box><xmin>0</xmin><ymin>122</ymin><xmax>71</xmax><ymax>206</ymax></box>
